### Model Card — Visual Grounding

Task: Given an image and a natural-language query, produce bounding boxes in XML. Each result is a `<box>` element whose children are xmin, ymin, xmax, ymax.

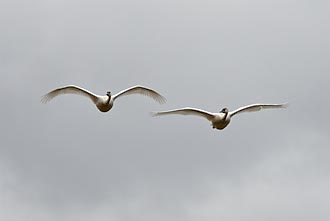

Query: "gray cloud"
<box><xmin>0</xmin><ymin>0</ymin><xmax>329</xmax><ymax>220</ymax></box>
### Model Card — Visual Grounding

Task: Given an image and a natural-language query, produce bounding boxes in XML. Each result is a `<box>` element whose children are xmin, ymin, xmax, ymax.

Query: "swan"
<box><xmin>41</xmin><ymin>85</ymin><xmax>166</xmax><ymax>112</ymax></box>
<box><xmin>152</xmin><ymin>103</ymin><xmax>287</xmax><ymax>130</ymax></box>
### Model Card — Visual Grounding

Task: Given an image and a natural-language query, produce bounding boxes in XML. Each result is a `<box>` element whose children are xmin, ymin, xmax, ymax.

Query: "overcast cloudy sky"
<box><xmin>0</xmin><ymin>0</ymin><xmax>329</xmax><ymax>220</ymax></box>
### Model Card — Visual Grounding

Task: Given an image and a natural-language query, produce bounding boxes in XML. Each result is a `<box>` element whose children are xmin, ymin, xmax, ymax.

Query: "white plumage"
<box><xmin>42</xmin><ymin>85</ymin><xmax>166</xmax><ymax>112</ymax></box>
<box><xmin>152</xmin><ymin>103</ymin><xmax>288</xmax><ymax>130</ymax></box>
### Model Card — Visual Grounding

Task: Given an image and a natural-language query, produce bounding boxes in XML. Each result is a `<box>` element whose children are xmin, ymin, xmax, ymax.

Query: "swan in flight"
<box><xmin>152</xmin><ymin>103</ymin><xmax>287</xmax><ymax>130</ymax></box>
<box><xmin>42</xmin><ymin>85</ymin><xmax>166</xmax><ymax>112</ymax></box>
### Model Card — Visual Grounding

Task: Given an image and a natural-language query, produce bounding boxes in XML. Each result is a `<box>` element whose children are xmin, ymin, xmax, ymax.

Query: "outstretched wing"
<box><xmin>41</xmin><ymin>85</ymin><xmax>99</xmax><ymax>104</ymax></box>
<box><xmin>112</xmin><ymin>85</ymin><xmax>166</xmax><ymax>104</ymax></box>
<box><xmin>229</xmin><ymin>103</ymin><xmax>288</xmax><ymax>117</ymax></box>
<box><xmin>152</xmin><ymin>107</ymin><xmax>215</xmax><ymax>121</ymax></box>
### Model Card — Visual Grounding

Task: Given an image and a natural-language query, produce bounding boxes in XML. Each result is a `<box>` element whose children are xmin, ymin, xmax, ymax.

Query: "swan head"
<box><xmin>105</xmin><ymin>91</ymin><xmax>112</xmax><ymax>104</ymax></box>
<box><xmin>220</xmin><ymin>108</ymin><xmax>228</xmax><ymax>114</ymax></box>
<box><xmin>220</xmin><ymin>108</ymin><xmax>229</xmax><ymax>120</ymax></box>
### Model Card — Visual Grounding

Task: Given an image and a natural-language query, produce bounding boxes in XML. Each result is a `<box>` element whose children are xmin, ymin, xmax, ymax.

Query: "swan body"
<box><xmin>152</xmin><ymin>103</ymin><xmax>287</xmax><ymax>130</ymax></box>
<box><xmin>42</xmin><ymin>85</ymin><xmax>166</xmax><ymax>112</ymax></box>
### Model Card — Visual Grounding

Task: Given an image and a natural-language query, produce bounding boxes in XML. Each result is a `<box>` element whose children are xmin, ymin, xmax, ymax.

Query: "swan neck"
<box><xmin>106</xmin><ymin>95</ymin><xmax>111</xmax><ymax>104</ymax></box>
<box><xmin>224</xmin><ymin>112</ymin><xmax>228</xmax><ymax>120</ymax></box>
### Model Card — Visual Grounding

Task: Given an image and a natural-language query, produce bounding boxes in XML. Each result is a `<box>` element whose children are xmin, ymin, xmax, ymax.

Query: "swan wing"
<box><xmin>113</xmin><ymin>85</ymin><xmax>166</xmax><ymax>104</ymax></box>
<box><xmin>152</xmin><ymin>107</ymin><xmax>215</xmax><ymax>121</ymax></box>
<box><xmin>41</xmin><ymin>85</ymin><xmax>99</xmax><ymax>104</ymax></box>
<box><xmin>229</xmin><ymin>103</ymin><xmax>288</xmax><ymax>117</ymax></box>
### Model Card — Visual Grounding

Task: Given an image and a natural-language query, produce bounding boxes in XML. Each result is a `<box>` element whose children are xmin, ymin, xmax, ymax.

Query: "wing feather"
<box><xmin>152</xmin><ymin>107</ymin><xmax>215</xmax><ymax>121</ymax></box>
<box><xmin>41</xmin><ymin>85</ymin><xmax>99</xmax><ymax>104</ymax></box>
<box><xmin>113</xmin><ymin>85</ymin><xmax>166</xmax><ymax>104</ymax></box>
<box><xmin>229</xmin><ymin>103</ymin><xmax>288</xmax><ymax>117</ymax></box>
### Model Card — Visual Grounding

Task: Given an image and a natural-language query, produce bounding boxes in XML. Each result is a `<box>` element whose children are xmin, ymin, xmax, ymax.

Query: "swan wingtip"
<box><xmin>40</xmin><ymin>95</ymin><xmax>49</xmax><ymax>104</ymax></box>
<box><xmin>150</xmin><ymin>111</ymin><xmax>158</xmax><ymax>117</ymax></box>
<box><xmin>159</xmin><ymin>97</ymin><xmax>167</xmax><ymax>104</ymax></box>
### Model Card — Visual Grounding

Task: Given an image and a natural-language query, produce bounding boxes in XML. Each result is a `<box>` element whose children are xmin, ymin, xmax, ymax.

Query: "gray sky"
<box><xmin>0</xmin><ymin>0</ymin><xmax>329</xmax><ymax>220</ymax></box>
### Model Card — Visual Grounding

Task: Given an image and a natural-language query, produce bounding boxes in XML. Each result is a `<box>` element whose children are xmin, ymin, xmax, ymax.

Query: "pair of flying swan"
<box><xmin>42</xmin><ymin>85</ymin><xmax>287</xmax><ymax>130</ymax></box>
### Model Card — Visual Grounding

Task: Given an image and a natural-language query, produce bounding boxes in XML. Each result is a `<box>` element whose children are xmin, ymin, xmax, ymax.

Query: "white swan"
<box><xmin>152</xmin><ymin>103</ymin><xmax>287</xmax><ymax>130</ymax></box>
<box><xmin>42</xmin><ymin>85</ymin><xmax>166</xmax><ymax>112</ymax></box>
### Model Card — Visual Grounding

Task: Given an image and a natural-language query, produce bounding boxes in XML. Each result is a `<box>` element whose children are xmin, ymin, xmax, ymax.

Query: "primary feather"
<box><xmin>41</xmin><ymin>85</ymin><xmax>98</xmax><ymax>104</ymax></box>
<box><xmin>229</xmin><ymin>103</ymin><xmax>288</xmax><ymax>117</ymax></box>
<box><xmin>152</xmin><ymin>107</ymin><xmax>215</xmax><ymax>121</ymax></box>
<box><xmin>113</xmin><ymin>85</ymin><xmax>166</xmax><ymax>104</ymax></box>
